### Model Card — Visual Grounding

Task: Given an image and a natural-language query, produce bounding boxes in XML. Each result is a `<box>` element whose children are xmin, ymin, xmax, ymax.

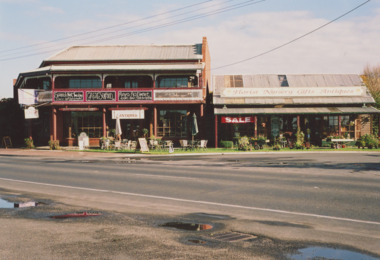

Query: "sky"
<box><xmin>0</xmin><ymin>0</ymin><xmax>379</xmax><ymax>98</ymax></box>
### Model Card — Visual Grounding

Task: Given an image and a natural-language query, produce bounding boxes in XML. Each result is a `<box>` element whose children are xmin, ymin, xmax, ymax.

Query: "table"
<box><xmin>331</xmin><ymin>139</ymin><xmax>354</xmax><ymax>149</ymax></box>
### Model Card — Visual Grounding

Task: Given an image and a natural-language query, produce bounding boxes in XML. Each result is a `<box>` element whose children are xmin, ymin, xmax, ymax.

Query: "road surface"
<box><xmin>0</xmin><ymin>150</ymin><xmax>379</xmax><ymax>259</ymax></box>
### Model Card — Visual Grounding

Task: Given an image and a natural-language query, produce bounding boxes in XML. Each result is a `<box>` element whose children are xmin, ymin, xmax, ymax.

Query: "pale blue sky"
<box><xmin>1</xmin><ymin>0</ymin><xmax>379</xmax><ymax>98</ymax></box>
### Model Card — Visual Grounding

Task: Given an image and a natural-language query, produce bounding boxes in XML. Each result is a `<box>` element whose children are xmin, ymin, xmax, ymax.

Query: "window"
<box><xmin>157</xmin><ymin>110</ymin><xmax>188</xmax><ymax>137</ymax></box>
<box><xmin>157</xmin><ymin>76</ymin><xmax>197</xmax><ymax>88</ymax></box>
<box><xmin>328</xmin><ymin>116</ymin><xmax>339</xmax><ymax>133</ymax></box>
<box><xmin>69</xmin><ymin>78</ymin><xmax>101</xmax><ymax>89</ymax></box>
<box><xmin>124</xmin><ymin>80</ymin><xmax>138</xmax><ymax>88</ymax></box>
<box><xmin>278</xmin><ymin>75</ymin><xmax>289</xmax><ymax>87</ymax></box>
<box><xmin>341</xmin><ymin>115</ymin><xmax>355</xmax><ymax>138</ymax></box>
<box><xmin>55</xmin><ymin>76</ymin><xmax>101</xmax><ymax>89</ymax></box>
<box><xmin>64</xmin><ymin>112</ymin><xmax>103</xmax><ymax>138</ymax></box>
<box><xmin>104</xmin><ymin>76</ymin><xmax>152</xmax><ymax>88</ymax></box>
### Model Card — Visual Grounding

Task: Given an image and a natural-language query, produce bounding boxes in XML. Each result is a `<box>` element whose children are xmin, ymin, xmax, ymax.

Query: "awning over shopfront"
<box><xmin>214</xmin><ymin>106</ymin><xmax>380</xmax><ymax>115</ymax></box>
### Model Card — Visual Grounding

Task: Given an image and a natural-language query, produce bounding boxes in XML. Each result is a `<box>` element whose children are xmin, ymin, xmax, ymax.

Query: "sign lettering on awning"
<box><xmin>222</xmin><ymin>87</ymin><xmax>364</xmax><ymax>98</ymax></box>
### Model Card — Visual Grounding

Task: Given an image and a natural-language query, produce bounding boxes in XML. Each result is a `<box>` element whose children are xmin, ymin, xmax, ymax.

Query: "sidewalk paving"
<box><xmin>1</xmin><ymin>146</ymin><xmax>379</xmax><ymax>160</ymax></box>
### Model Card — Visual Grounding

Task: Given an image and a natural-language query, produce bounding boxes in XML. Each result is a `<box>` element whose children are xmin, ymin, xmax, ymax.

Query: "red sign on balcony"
<box><xmin>221</xmin><ymin>116</ymin><xmax>254</xmax><ymax>124</ymax></box>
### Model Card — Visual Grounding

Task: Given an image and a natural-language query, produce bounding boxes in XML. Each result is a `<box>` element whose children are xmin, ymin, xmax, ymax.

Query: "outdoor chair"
<box><xmin>164</xmin><ymin>140</ymin><xmax>174</xmax><ymax>150</ymax></box>
<box><xmin>130</xmin><ymin>141</ymin><xmax>137</xmax><ymax>150</ymax></box>
<box><xmin>197</xmin><ymin>140</ymin><xmax>208</xmax><ymax>150</ymax></box>
<box><xmin>179</xmin><ymin>140</ymin><xmax>189</xmax><ymax>150</ymax></box>
<box><xmin>114</xmin><ymin>141</ymin><xmax>121</xmax><ymax>150</ymax></box>
<box><xmin>149</xmin><ymin>139</ymin><xmax>160</xmax><ymax>150</ymax></box>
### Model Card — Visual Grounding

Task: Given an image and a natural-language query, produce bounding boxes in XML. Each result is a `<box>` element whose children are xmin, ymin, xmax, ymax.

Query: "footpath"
<box><xmin>1</xmin><ymin>146</ymin><xmax>379</xmax><ymax>160</ymax></box>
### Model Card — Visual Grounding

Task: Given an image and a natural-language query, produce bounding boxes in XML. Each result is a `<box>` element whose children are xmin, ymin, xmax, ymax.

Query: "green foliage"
<box><xmin>24</xmin><ymin>138</ymin><xmax>34</xmax><ymax>149</ymax></box>
<box><xmin>356</xmin><ymin>134</ymin><xmax>379</xmax><ymax>149</ymax></box>
<box><xmin>48</xmin><ymin>140</ymin><xmax>60</xmax><ymax>150</ymax></box>
<box><xmin>220</xmin><ymin>140</ymin><xmax>234</xmax><ymax>149</ymax></box>
<box><xmin>295</xmin><ymin>128</ymin><xmax>305</xmax><ymax>149</ymax></box>
<box><xmin>142</xmin><ymin>128</ymin><xmax>149</xmax><ymax>137</ymax></box>
<box><xmin>238</xmin><ymin>136</ymin><xmax>251</xmax><ymax>151</ymax></box>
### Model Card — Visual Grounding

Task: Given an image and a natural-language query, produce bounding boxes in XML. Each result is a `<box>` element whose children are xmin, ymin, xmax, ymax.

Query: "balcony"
<box><xmin>51</xmin><ymin>88</ymin><xmax>204</xmax><ymax>104</ymax></box>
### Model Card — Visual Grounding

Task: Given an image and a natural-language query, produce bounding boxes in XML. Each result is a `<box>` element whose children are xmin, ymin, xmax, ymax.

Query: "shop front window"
<box><xmin>64</xmin><ymin>112</ymin><xmax>102</xmax><ymax>139</ymax></box>
<box><xmin>158</xmin><ymin>110</ymin><xmax>188</xmax><ymax>137</ymax></box>
<box><xmin>341</xmin><ymin>115</ymin><xmax>355</xmax><ymax>138</ymax></box>
<box><xmin>328</xmin><ymin>116</ymin><xmax>339</xmax><ymax>135</ymax></box>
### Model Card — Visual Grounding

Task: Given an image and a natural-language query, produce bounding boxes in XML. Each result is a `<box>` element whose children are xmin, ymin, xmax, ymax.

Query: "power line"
<box><xmin>0</xmin><ymin>0</ymin><xmax>265</xmax><ymax>62</ymax></box>
<box><xmin>0</xmin><ymin>0</ymin><xmax>214</xmax><ymax>54</ymax></box>
<box><xmin>213</xmin><ymin>0</ymin><xmax>371</xmax><ymax>70</ymax></box>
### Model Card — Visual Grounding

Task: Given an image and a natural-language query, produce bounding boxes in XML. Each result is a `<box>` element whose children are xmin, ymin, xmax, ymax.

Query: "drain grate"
<box><xmin>210</xmin><ymin>232</ymin><xmax>257</xmax><ymax>242</ymax></box>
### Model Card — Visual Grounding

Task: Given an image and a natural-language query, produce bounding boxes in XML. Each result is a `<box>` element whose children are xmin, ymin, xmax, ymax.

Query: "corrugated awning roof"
<box><xmin>214</xmin><ymin>106</ymin><xmax>380</xmax><ymax>115</ymax></box>
<box><xmin>43</xmin><ymin>44</ymin><xmax>203</xmax><ymax>64</ymax></box>
<box><xmin>19</xmin><ymin>64</ymin><xmax>204</xmax><ymax>75</ymax></box>
<box><xmin>212</xmin><ymin>74</ymin><xmax>375</xmax><ymax>105</ymax></box>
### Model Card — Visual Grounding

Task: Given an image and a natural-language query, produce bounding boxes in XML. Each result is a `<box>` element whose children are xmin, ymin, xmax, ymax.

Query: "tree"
<box><xmin>362</xmin><ymin>64</ymin><xmax>380</xmax><ymax>137</ymax></box>
<box><xmin>362</xmin><ymin>64</ymin><xmax>380</xmax><ymax>109</ymax></box>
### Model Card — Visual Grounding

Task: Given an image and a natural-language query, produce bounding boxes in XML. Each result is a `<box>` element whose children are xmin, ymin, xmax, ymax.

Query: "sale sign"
<box><xmin>221</xmin><ymin>116</ymin><xmax>254</xmax><ymax>123</ymax></box>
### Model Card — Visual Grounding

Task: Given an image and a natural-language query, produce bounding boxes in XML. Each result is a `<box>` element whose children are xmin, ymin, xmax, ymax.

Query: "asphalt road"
<box><xmin>0</xmin><ymin>151</ymin><xmax>380</xmax><ymax>259</ymax></box>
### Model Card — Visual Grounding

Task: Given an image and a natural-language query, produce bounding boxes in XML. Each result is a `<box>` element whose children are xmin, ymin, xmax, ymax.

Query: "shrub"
<box><xmin>238</xmin><ymin>136</ymin><xmax>251</xmax><ymax>151</ymax></box>
<box><xmin>24</xmin><ymin>138</ymin><xmax>34</xmax><ymax>149</ymax></box>
<box><xmin>220</xmin><ymin>140</ymin><xmax>234</xmax><ymax>148</ymax></box>
<box><xmin>356</xmin><ymin>134</ymin><xmax>379</xmax><ymax>149</ymax></box>
<box><xmin>48</xmin><ymin>140</ymin><xmax>60</xmax><ymax>150</ymax></box>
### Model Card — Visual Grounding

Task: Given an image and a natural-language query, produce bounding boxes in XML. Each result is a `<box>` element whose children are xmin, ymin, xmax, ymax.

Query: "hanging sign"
<box><xmin>221</xmin><ymin>116</ymin><xmax>254</xmax><ymax>123</ymax></box>
<box><xmin>112</xmin><ymin>110</ymin><xmax>144</xmax><ymax>119</ymax></box>
<box><xmin>24</xmin><ymin>107</ymin><xmax>39</xmax><ymax>119</ymax></box>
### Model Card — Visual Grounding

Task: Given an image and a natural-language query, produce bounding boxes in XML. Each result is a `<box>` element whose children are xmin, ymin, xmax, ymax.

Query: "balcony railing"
<box><xmin>45</xmin><ymin>88</ymin><xmax>203</xmax><ymax>104</ymax></box>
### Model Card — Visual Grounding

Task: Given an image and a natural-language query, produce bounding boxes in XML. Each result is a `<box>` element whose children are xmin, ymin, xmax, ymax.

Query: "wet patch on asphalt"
<box><xmin>254</xmin><ymin>220</ymin><xmax>312</xmax><ymax>229</ymax></box>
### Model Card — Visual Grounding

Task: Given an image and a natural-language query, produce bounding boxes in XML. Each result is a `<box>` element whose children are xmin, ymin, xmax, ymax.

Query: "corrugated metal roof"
<box><xmin>44</xmin><ymin>44</ymin><xmax>203</xmax><ymax>62</ymax></box>
<box><xmin>213</xmin><ymin>74</ymin><xmax>374</xmax><ymax>105</ymax></box>
<box><xmin>213</xmin><ymin>74</ymin><xmax>365</xmax><ymax>93</ymax></box>
<box><xmin>214</xmin><ymin>106</ymin><xmax>380</xmax><ymax>115</ymax></box>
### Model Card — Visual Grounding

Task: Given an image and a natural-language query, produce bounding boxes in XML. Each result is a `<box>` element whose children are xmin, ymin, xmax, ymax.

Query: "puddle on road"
<box><xmin>0</xmin><ymin>198</ymin><xmax>14</xmax><ymax>208</ymax></box>
<box><xmin>288</xmin><ymin>246</ymin><xmax>379</xmax><ymax>260</ymax></box>
<box><xmin>0</xmin><ymin>198</ymin><xmax>38</xmax><ymax>208</ymax></box>
<box><xmin>161</xmin><ymin>222</ymin><xmax>213</xmax><ymax>231</ymax></box>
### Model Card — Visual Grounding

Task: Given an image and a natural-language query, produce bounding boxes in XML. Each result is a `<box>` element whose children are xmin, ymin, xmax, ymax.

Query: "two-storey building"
<box><xmin>14</xmin><ymin>37</ymin><xmax>210</xmax><ymax>146</ymax></box>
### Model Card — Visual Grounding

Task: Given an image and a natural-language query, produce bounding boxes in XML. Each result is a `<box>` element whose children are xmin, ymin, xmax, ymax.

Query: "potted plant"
<box><xmin>142</xmin><ymin>128</ymin><xmax>149</xmax><ymax>138</ymax></box>
<box><xmin>24</xmin><ymin>137</ymin><xmax>34</xmax><ymax>149</ymax></box>
<box><xmin>238</xmin><ymin>136</ymin><xmax>250</xmax><ymax>151</ymax></box>
<box><xmin>99</xmin><ymin>137</ymin><xmax>110</xmax><ymax>149</ymax></box>
<box><xmin>48</xmin><ymin>140</ymin><xmax>60</xmax><ymax>150</ymax></box>
<box><xmin>257</xmin><ymin>135</ymin><xmax>266</xmax><ymax>149</ymax></box>
<box><xmin>295</xmin><ymin>128</ymin><xmax>305</xmax><ymax>149</ymax></box>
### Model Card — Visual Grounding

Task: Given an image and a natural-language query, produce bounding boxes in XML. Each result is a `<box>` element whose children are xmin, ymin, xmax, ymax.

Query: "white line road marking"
<box><xmin>1</xmin><ymin>177</ymin><xmax>379</xmax><ymax>226</ymax></box>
